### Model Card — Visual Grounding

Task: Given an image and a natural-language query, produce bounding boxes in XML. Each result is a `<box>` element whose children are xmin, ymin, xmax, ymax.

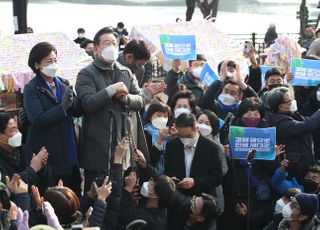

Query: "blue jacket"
<box><xmin>271</xmin><ymin>167</ymin><xmax>304</xmax><ymax>194</ymax></box>
<box><xmin>23</xmin><ymin>75</ymin><xmax>82</xmax><ymax>176</ymax></box>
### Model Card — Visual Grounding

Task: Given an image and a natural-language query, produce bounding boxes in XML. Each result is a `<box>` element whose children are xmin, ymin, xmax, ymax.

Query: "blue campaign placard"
<box><xmin>160</xmin><ymin>34</ymin><xmax>196</xmax><ymax>61</ymax></box>
<box><xmin>290</xmin><ymin>58</ymin><xmax>320</xmax><ymax>86</ymax></box>
<box><xmin>200</xmin><ymin>63</ymin><xmax>219</xmax><ymax>86</ymax></box>
<box><xmin>229</xmin><ymin>126</ymin><xmax>276</xmax><ymax>160</ymax></box>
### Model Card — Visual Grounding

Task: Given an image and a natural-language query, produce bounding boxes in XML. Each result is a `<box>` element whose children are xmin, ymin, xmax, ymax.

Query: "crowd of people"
<box><xmin>1</xmin><ymin>21</ymin><xmax>320</xmax><ymax>230</ymax></box>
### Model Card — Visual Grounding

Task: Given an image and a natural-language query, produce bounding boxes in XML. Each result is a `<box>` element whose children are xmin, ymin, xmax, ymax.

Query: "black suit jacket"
<box><xmin>164</xmin><ymin>135</ymin><xmax>223</xmax><ymax>196</ymax></box>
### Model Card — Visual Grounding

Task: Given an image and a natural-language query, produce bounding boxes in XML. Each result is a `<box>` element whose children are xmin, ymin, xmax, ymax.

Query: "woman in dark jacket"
<box><xmin>23</xmin><ymin>42</ymin><xmax>82</xmax><ymax>195</ymax></box>
<box><xmin>220</xmin><ymin>97</ymin><xmax>278</xmax><ymax>230</ymax></box>
<box><xmin>0</xmin><ymin>113</ymin><xmax>48</xmax><ymax>187</ymax></box>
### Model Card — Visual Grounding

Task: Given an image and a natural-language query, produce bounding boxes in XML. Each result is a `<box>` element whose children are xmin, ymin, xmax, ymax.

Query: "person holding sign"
<box><xmin>267</xmin><ymin>87</ymin><xmax>320</xmax><ymax>181</ymax></box>
<box><xmin>165</xmin><ymin>54</ymin><xmax>207</xmax><ymax>105</ymax></box>
<box><xmin>221</xmin><ymin>97</ymin><xmax>279</xmax><ymax>230</ymax></box>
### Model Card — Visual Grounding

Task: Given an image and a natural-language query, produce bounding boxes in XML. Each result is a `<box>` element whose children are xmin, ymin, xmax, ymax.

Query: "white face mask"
<box><xmin>145</xmin><ymin>103</ymin><xmax>150</xmax><ymax>112</ymax></box>
<box><xmin>41</xmin><ymin>63</ymin><xmax>59</xmax><ymax>78</ymax></box>
<box><xmin>192</xmin><ymin>66</ymin><xmax>203</xmax><ymax>79</ymax></box>
<box><xmin>198</xmin><ymin>123</ymin><xmax>212</xmax><ymax>137</ymax></box>
<box><xmin>117</xmin><ymin>28</ymin><xmax>124</xmax><ymax>32</ymax></box>
<box><xmin>174</xmin><ymin>108</ymin><xmax>190</xmax><ymax>118</ymax></box>
<box><xmin>101</xmin><ymin>45</ymin><xmax>118</xmax><ymax>63</ymax></box>
<box><xmin>282</xmin><ymin>203</ymin><xmax>292</xmax><ymax>221</ymax></box>
<box><xmin>78</xmin><ymin>33</ymin><xmax>84</xmax><ymax>39</ymax></box>
<box><xmin>218</xmin><ymin>93</ymin><xmax>237</xmax><ymax>106</ymax></box>
<box><xmin>275</xmin><ymin>198</ymin><xmax>286</xmax><ymax>214</ymax></box>
<box><xmin>8</xmin><ymin>131</ymin><xmax>22</xmax><ymax>147</ymax></box>
<box><xmin>151</xmin><ymin>117</ymin><xmax>168</xmax><ymax>130</ymax></box>
<box><xmin>316</xmin><ymin>91</ymin><xmax>320</xmax><ymax>102</ymax></box>
<box><xmin>140</xmin><ymin>181</ymin><xmax>149</xmax><ymax>197</ymax></box>
<box><xmin>290</xmin><ymin>99</ymin><xmax>298</xmax><ymax>113</ymax></box>
<box><xmin>180</xmin><ymin>135</ymin><xmax>198</xmax><ymax>148</ymax></box>
<box><xmin>227</xmin><ymin>71</ymin><xmax>235</xmax><ymax>78</ymax></box>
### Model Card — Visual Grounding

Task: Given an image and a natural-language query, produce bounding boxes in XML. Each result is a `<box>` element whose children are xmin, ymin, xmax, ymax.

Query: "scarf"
<box><xmin>216</xmin><ymin>98</ymin><xmax>240</xmax><ymax>113</ymax></box>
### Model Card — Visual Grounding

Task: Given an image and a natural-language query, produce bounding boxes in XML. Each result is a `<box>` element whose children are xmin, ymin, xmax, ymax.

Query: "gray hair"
<box><xmin>267</xmin><ymin>87</ymin><xmax>290</xmax><ymax>113</ymax></box>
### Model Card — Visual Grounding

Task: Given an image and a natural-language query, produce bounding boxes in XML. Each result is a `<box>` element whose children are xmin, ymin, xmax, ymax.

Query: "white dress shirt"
<box><xmin>184</xmin><ymin>135</ymin><xmax>199</xmax><ymax>177</ymax></box>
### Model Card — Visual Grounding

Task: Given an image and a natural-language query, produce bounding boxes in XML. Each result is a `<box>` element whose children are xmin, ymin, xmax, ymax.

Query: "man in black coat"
<box><xmin>164</xmin><ymin>113</ymin><xmax>223</xmax><ymax>229</ymax></box>
<box><xmin>267</xmin><ymin>86</ymin><xmax>320</xmax><ymax>180</ymax></box>
<box><xmin>164</xmin><ymin>113</ymin><xmax>223</xmax><ymax>197</ymax></box>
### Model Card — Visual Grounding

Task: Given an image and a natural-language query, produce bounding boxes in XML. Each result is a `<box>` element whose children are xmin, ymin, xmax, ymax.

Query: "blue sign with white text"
<box><xmin>200</xmin><ymin>63</ymin><xmax>219</xmax><ymax>86</ymax></box>
<box><xmin>229</xmin><ymin>126</ymin><xmax>276</xmax><ymax>160</ymax></box>
<box><xmin>290</xmin><ymin>58</ymin><xmax>320</xmax><ymax>86</ymax></box>
<box><xmin>160</xmin><ymin>34</ymin><xmax>196</xmax><ymax>61</ymax></box>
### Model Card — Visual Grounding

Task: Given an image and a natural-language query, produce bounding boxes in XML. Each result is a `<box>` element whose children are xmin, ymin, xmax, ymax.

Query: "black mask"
<box><xmin>86</xmin><ymin>51</ymin><xmax>95</xmax><ymax>59</ymax></box>
<box><xmin>268</xmin><ymin>83</ymin><xmax>283</xmax><ymax>91</ymax></box>
<box><xmin>303</xmin><ymin>179</ymin><xmax>319</xmax><ymax>193</ymax></box>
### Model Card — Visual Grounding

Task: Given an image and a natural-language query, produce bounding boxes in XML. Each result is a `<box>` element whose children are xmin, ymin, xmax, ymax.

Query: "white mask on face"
<box><xmin>282</xmin><ymin>203</ymin><xmax>292</xmax><ymax>221</ymax></box>
<box><xmin>290</xmin><ymin>99</ymin><xmax>298</xmax><ymax>113</ymax></box>
<box><xmin>41</xmin><ymin>63</ymin><xmax>59</xmax><ymax>78</ymax></box>
<box><xmin>78</xmin><ymin>33</ymin><xmax>84</xmax><ymax>39</ymax></box>
<box><xmin>117</xmin><ymin>28</ymin><xmax>124</xmax><ymax>33</ymax></box>
<box><xmin>101</xmin><ymin>45</ymin><xmax>118</xmax><ymax>62</ymax></box>
<box><xmin>198</xmin><ymin>123</ymin><xmax>212</xmax><ymax>137</ymax></box>
<box><xmin>151</xmin><ymin>117</ymin><xmax>168</xmax><ymax>130</ymax></box>
<box><xmin>180</xmin><ymin>135</ymin><xmax>198</xmax><ymax>147</ymax></box>
<box><xmin>8</xmin><ymin>131</ymin><xmax>22</xmax><ymax>147</ymax></box>
<box><xmin>145</xmin><ymin>103</ymin><xmax>150</xmax><ymax>112</ymax></box>
<box><xmin>227</xmin><ymin>71</ymin><xmax>235</xmax><ymax>78</ymax></box>
<box><xmin>316</xmin><ymin>91</ymin><xmax>320</xmax><ymax>102</ymax></box>
<box><xmin>192</xmin><ymin>66</ymin><xmax>203</xmax><ymax>78</ymax></box>
<box><xmin>140</xmin><ymin>181</ymin><xmax>149</xmax><ymax>197</ymax></box>
<box><xmin>174</xmin><ymin>108</ymin><xmax>190</xmax><ymax>118</ymax></box>
<box><xmin>218</xmin><ymin>93</ymin><xmax>237</xmax><ymax>106</ymax></box>
<box><xmin>275</xmin><ymin>198</ymin><xmax>286</xmax><ymax>214</ymax></box>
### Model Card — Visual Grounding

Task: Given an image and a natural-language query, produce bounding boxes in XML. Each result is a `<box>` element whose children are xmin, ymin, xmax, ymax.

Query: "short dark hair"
<box><xmin>267</xmin><ymin>87</ymin><xmax>290</xmax><ymax>113</ymax></box>
<box><xmin>265</xmin><ymin>67</ymin><xmax>284</xmax><ymax>82</ymax></box>
<box><xmin>80</xmin><ymin>39</ymin><xmax>93</xmax><ymax>49</ymax></box>
<box><xmin>77</xmin><ymin>28</ymin><xmax>85</xmax><ymax>34</ymax></box>
<box><xmin>201</xmin><ymin>193</ymin><xmax>221</xmax><ymax>221</ymax></box>
<box><xmin>189</xmin><ymin>54</ymin><xmax>207</xmax><ymax>66</ymax></box>
<box><xmin>220</xmin><ymin>80</ymin><xmax>242</xmax><ymax>96</ymax></box>
<box><xmin>117</xmin><ymin>22</ymin><xmax>124</xmax><ymax>28</ymax></box>
<box><xmin>0</xmin><ymin>113</ymin><xmax>14</xmax><ymax>134</ymax></box>
<box><xmin>238</xmin><ymin>97</ymin><xmax>265</xmax><ymax>118</ymax></box>
<box><xmin>93</xmin><ymin>27</ymin><xmax>118</xmax><ymax>46</ymax></box>
<box><xmin>145</xmin><ymin>101</ymin><xmax>171</xmax><ymax>124</ymax></box>
<box><xmin>217</xmin><ymin>60</ymin><xmax>236</xmax><ymax>74</ymax></box>
<box><xmin>197</xmin><ymin>110</ymin><xmax>220</xmax><ymax>137</ymax></box>
<box><xmin>308</xmin><ymin>166</ymin><xmax>320</xmax><ymax>175</ymax></box>
<box><xmin>176</xmin><ymin>113</ymin><xmax>197</xmax><ymax>130</ymax></box>
<box><xmin>154</xmin><ymin>175</ymin><xmax>176</xmax><ymax>208</ymax></box>
<box><xmin>124</xmin><ymin>39</ymin><xmax>151</xmax><ymax>61</ymax></box>
<box><xmin>283</xmin><ymin>188</ymin><xmax>302</xmax><ymax>200</ymax></box>
<box><xmin>169</xmin><ymin>90</ymin><xmax>197</xmax><ymax>113</ymax></box>
<box><xmin>305</xmin><ymin>24</ymin><xmax>315</xmax><ymax>30</ymax></box>
<box><xmin>28</xmin><ymin>42</ymin><xmax>57</xmax><ymax>74</ymax></box>
<box><xmin>44</xmin><ymin>186</ymin><xmax>80</xmax><ymax>225</ymax></box>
